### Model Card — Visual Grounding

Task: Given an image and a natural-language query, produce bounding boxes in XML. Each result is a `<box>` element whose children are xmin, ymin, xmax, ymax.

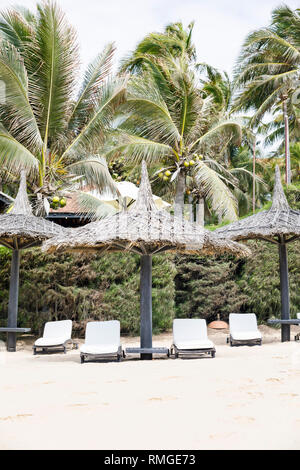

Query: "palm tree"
<box><xmin>120</xmin><ymin>21</ymin><xmax>196</xmax><ymax>73</ymax></box>
<box><xmin>106</xmin><ymin>57</ymin><xmax>242</xmax><ymax>224</ymax></box>
<box><xmin>198</xmin><ymin>64</ymin><xmax>233</xmax><ymax>115</ymax></box>
<box><xmin>234</xmin><ymin>5</ymin><xmax>300</xmax><ymax>184</ymax></box>
<box><xmin>112</xmin><ymin>25</ymin><xmax>242</xmax><ymax>225</ymax></box>
<box><xmin>0</xmin><ymin>2</ymin><xmax>127</xmax><ymax>213</ymax></box>
<box><xmin>263</xmin><ymin>142</ymin><xmax>300</xmax><ymax>185</ymax></box>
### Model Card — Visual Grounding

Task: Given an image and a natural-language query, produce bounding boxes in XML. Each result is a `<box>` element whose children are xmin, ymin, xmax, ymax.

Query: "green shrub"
<box><xmin>238</xmin><ymin>240</ymin><xmax>300</xmax><ymax>322</ymax></box>
<box><xmin>174</xmin><ymin>254</ymin><xmax>248</xmax><ymax>321</ymax></box>
<box><xmin>0</xmin><ymin>249</ymin><xmax>175</xmax><ymax>336</ymax></box>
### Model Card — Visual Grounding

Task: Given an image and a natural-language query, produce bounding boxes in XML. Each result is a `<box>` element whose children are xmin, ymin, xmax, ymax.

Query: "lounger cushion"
<box><xmin>34</xmin><ymin>320</ymin><xmax>72</xmax><ymax>347</ymax></box>
<box><xmin>175</xmin><ymin>339</ymin><xmax>215</xmax><ymax>350</ymax></box>
<box><xmin>173</xmin><ymin>319</ymin><xmax>215</xmax><ymax>350</ymax></box>
<box><xmin>230</xmin><ymin>331</ymin><xmax>262</xmax><ymax>341</ymax></box>
<box><xmin>80</xmin><ymin>344</ymin><xmax>119</xmax><ymax>355</ymax></box>
<box><xmin>229</xmin><ymin>314</ymin><xmax>261</xmax><ymax>341</ymax></box>
<box><xmin>81</xmin><ymin>321</ymin><xmax>121</xmax><ymax>355</ymax></box>
<box><xmin>35</xmin><ymin>336</ymin><xmax>71</xmax><ymax>347</ymax></box>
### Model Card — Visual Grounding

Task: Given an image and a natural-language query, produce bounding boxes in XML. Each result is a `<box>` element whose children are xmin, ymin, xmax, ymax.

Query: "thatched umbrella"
<box><xmin>216</xmin><ymin>166</ymin><xmax>300</xmax><ymax>342</ymax></box>
<box><xmin>44</xmin><ymin>161</ymin><xmax>249</xmax><ymax>359</ymax></box>
<box><xmin>0</xmin><ymin>171</ymin><xmax>66</xmax><ymax>351</ymax></box>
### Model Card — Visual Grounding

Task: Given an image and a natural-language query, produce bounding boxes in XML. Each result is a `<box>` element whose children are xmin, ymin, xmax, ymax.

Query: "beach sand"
<box><xmin>1</xmin><ymin>325</ymin><xmax>300</xmax><ymax>450</ymax></box>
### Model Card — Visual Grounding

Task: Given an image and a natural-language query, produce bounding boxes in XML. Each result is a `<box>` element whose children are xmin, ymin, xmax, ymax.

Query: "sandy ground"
<box><xmin>1</xmin><ymin>325</ymin><xmax>300</xmax><ymax>450</ymax></box>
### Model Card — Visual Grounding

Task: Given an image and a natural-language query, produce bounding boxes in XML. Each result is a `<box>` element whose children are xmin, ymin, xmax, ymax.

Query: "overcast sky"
<box><xmin>0</xmin><ymin>0</ymin><xmax>299</xmax><ymax>77</ymax></box>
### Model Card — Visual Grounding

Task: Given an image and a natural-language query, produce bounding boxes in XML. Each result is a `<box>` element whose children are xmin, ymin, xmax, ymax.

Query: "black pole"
<box><xmin>7</xmin><ymin>249</ymin><xmax>20</xmax><ymax>352</ymax></box>
<box><xmin>278</xmin><ymin>238</ymin><xmax>290</xmax><ymax>342</ymax></box>
<box><xmin>140</xmin><ymin>254</ymin><xmax>152</xmax><ymax>360</ymax></box>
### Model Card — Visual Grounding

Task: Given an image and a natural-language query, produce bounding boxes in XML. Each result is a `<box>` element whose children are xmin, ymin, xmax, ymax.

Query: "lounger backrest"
<box><xmin>43</xmin><ymin>320</ymin><xmax>72</xmax><ymax>339</ymax></box>
<box><xmin>85</xmin><ymin>321</ymin><xmax>120</xmax><ymax>346</ymax></box>
<box><xmin>173</xmin><ymin>319</ymin><xmax>208</xmax><ymax>343</ymax></box>
<box><xmin>229</xmin><ymin>314</ymin><xmax>258</xmax><ymax>332</ymax></box>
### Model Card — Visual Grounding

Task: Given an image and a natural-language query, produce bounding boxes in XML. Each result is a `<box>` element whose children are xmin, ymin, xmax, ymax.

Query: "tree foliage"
<box><xmin>0</xmin><ymin>2</ymin><xmax>126</xmax><ymax>212</ymax></box>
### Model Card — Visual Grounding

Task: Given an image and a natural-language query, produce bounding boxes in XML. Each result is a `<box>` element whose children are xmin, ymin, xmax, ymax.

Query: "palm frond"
<box><xmin>0</xmin><ymin>8</ymin><xmax>35</xmax><ymax>50</ymax></box>
<box><xmin>0</xmin><ymin>124</ymin><xmax>39</xmax><ymax>176</ymax></box>
<box><xmin>103</xmin><ymin>133</ymin><xmax>173</xmax><ymax>164</ymax></box>
<box><xmin>68</xmin><ymin>42</ymin><xmax>116</xmax><ymax>129</ymax></box>
<box><xmin>66</xmin><ymin>155</ymin><xmax>118</xmax><ymax>193</ymax></box>
<box><xmin>76</xmin><ymin>191</ymin><xmax>118</xmax><ymax>219</ymax></box>
<box><xmin>122</xmin><ymin>75</ymin><xmax>180</xmax><ymax>145</ymax></box>
<box><xmin>194</xmin><ymin>161</ymin><xmax>238</xmax><ymax>222</ymax></box>
<box><xmin>190</xmin><ymin>120</ymin><xmax>242</xmax><ymax>151</ymax></box>
<box><xmin>33</xmin><ymin>1</ymin><xmax>79</xmax><ymax>150</ymax></box>
<box><xmin>248</xmin><ymin>84</ymin><xmax>287</xmax><ymax>127</ymax></box>
<box><xmin>0</xmin><ymin>40</ymin><xmax>42</xmax><ymax>150</ymax></box>
<box><xmin>61</xmin><ymin>76</ymin><xmax>127</xmax><ymax>158</ymax></box>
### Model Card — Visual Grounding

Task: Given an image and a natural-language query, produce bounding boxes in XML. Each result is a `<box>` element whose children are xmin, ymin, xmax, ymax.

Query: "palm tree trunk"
<box><xmin>174</xmin><ymin>171</ymin><xmax>185</xmax><ymax>218</ymax></box>
<box><xmin>196</xmin><ymin>198</ymin><xmax>205</xmax><ymax>226</ymax></box>
<box><xmin>283</xmin><ymin>97</ymin><xmax>291</xmax><ymax>184</ymax></box>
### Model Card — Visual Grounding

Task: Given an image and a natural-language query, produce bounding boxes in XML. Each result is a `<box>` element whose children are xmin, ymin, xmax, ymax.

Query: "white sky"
<box><xmin>0</xmin><ymin>0</ymin><xmax>299</xmax><ymax>77</ymax></box>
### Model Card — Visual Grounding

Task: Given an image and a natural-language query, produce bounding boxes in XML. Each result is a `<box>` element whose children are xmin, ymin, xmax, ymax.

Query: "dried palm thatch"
<box><xmin>0</xmin><ymin>171</ymin><xmax>66</xmax><ymax>250</ymax></box>
<box><xmin>43</xmin><ymin>161</ymin><xmax>250</xmax><ymax>257</ymax></box>
<box><xmin>215</xmin><ymin>165</ymin><xmax>300</xmax><ymax>343</ymax></box>
<box><xmin>0</xmin><ymin>171</ymin><xmax>66</xmax><ymax>352</ymax></box>
<box><xmin>216</xmin><ymin>166</ymin><xmax>300</xmax><ymax>243</ymax></box>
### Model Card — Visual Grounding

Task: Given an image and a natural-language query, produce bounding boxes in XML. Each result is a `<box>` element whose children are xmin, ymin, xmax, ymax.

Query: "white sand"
<box><xmin>1</xmin><ymin>326</ymin><xmax>300</xmax><ymax>450</ymax></box>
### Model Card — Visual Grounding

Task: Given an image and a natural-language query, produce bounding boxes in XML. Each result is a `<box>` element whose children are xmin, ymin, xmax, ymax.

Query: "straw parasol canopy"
<box><xmin>216</xmin><ymin>166</ymin><xmax>300</xmax><ymax>243</ymax></box>
<box><xmin>0</xmin><ymin>171</ymin><xmax>66</xmax><ymax>250</ymax></box>
<box><xmin>0</xmin><ymin>171</ymin><xmax>66</xmax><ymax>351</ymax></box>
<box><xmin>44</xmin><ymin>161</ymin><xmax>249</xmax><ymax>359</ymax></box>
<box><xmin>44</xmin><ymin>162</ymin><xmax>249</xmax><ymax>258</ymax></box>
<box><xmin>216</xmin><ymin>165</ymin><xmax>300</xmax><ymax>341</ymax></box>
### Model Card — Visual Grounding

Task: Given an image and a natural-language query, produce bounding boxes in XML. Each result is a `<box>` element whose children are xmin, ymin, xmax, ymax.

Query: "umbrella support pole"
<box><xmin>140</xmin><ymin>255</ymin><xmax>152</xmax><ymax>360</ymax></box>
<box><xmin>279</xmin><ymin>241</ymin><xmax>290</xmax><ymax>342</ymax></box>
<box><xmin>7</xmin><ymin>249</ymin><xmax>20</xmax><ymax>352</ymax></box>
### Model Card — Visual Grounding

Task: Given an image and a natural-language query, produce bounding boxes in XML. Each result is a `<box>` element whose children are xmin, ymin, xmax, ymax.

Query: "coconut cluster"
<box><xmin>50</xmin><ymin>196</ymin><xmax>67</xmax><ymax>210</ymax></box>
<box><xmin>157</xmin><ymin>155</ymin><xmax>203</xmax><ymax>183</ymax></box>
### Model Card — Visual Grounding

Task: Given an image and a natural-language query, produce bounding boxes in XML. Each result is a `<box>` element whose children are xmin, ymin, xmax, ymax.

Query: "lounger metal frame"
<box><xmin>170</xmin><ymin>344</ymin><xmax>216</xmax><ymax>358</ymax></box>
<box><xmin>80</xmin><ymin>345</ymin><xmax>125</xmax><ymax>363</ymax></box>
<box><xmin>227</xmin><ymin>336</ymin><xmax>262</xmax><ymax>347</ymax></box>
<box><xmin>33</xmin><ymin>339</ymin><xmax>78</xmax><ymax>355</ymax></box>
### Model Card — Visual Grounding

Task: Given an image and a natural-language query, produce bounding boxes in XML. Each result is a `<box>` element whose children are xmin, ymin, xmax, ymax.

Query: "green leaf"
<box><xmin>76</xmin><ymin>191</ymin><xmax>118</xmax><ymax>219</ymax></box>
<box><xmin>68</xmin><ymin>43</ymin><xmax>116</xmax><ymax>130</ymax></box>
<box><xmin>194</xmin><ymin>161</ymin><xmax>238</xmax><ymax>222</ymax></box>
<box><xmin>61</xmin><ymin>76</ymin><xmax>127</xmax><ymax>158</ymax></box>
<box><xmin>0</xmin><ymin>40</ymin><xmax>42</xmax><ymax>150</ymax></box>
<box><xmin>0</xmin><ymin>124</ymin><xmax>39</xmax><ymax>175</ymax></box>
<box><xmin>104</xmin><ymin>133</ymin><xmax>173</xmax><ymax>164</ymax></box>
<box><xmin>66</xmin><ymin>155</ymin><xmax>118</xmax><ymax>194</ymax></box>
<box><xmin>33</xmin><ymin>1</ymin><xmax>79</xmax><ymax>150</ymax></box>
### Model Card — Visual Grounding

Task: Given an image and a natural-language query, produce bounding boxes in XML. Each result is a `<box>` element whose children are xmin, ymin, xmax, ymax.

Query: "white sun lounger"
<box><xmin>33</xmin><ymin>320</ymin><xmax>76</xmax><ymax>354</ymax></box>
<box><xmin>171</xmin><ymin>319</ymin><xmax>216</xmax><ymax>358</ymax></box>
<box><xmin>227</xmin><ymin>313</ymin><xmax>262</xmax><ymax>346</ymax></box>
<box><xmin>80</xmin><ymin>321</ymin><xmax>124</xmax><ymax>363</ymax></box>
